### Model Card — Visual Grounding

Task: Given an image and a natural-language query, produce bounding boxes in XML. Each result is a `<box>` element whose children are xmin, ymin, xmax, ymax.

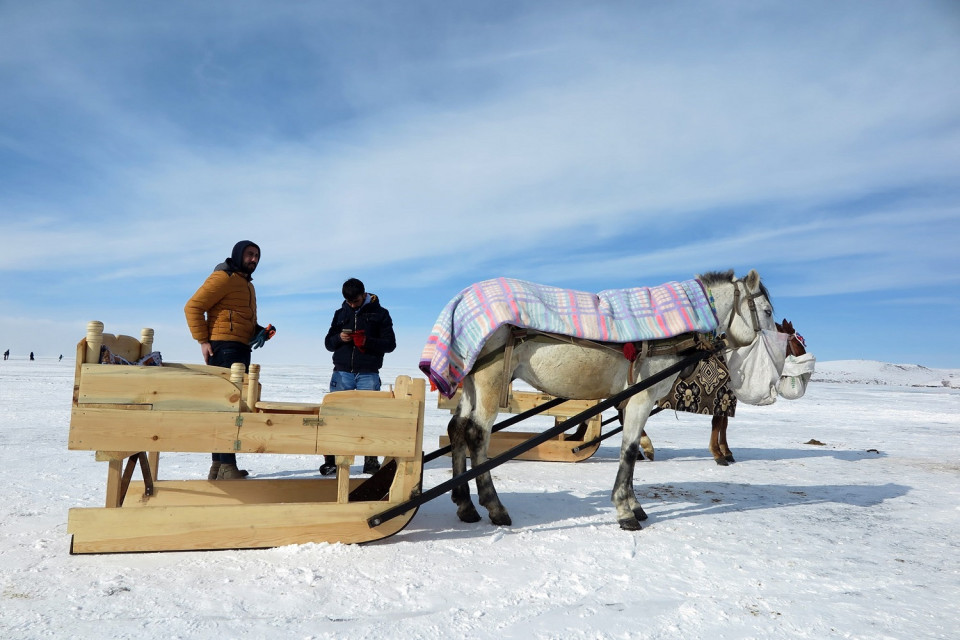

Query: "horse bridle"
<box><xmin>724</xmin><ymin>278</ymin><xmax>768</xmax><ymax>348</ymax></box>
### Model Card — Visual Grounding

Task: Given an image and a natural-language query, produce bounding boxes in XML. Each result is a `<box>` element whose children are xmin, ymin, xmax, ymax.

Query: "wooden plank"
<box><xmin>96</xmin><ymin>450</ymin><xmax>139</xmax><ymax>461</ymax></box>
<box><xmin>70</xmin><ymin>408</ymin><xmax>421</xmax><ymax>457</ymax></box>
<box><xmin>438</xmin><ymin>386</ymin><xmax>602</xmax><ymax>417</ymax></box>
<box><xmin>70</xmin><ymin>408</ymin><xmax>244</xmax><ymax>453</ymax></box>
<box><xmin>255</xmin><ymin>401</ymin><xmax>322</xmax><ymax>413</ymax></box>
<box><xmin>115</xmin><ymin>478</ymin><xmax>360</xmax><ymax>507</ymax></box>
<box><xmin>320</xmin><ymin>392</ymin><xmax>414</xmax><ymax>415</ymax></box>
<box><xmin>68</xmin><ymin>500</ymin><xmax>417</xmax><ymax>553</ymax></box>
<box><xmin>437</xmin><ymin>432</ymin><xmax>600</xmax><ymax>462</ymax></box>
<box><xmin>77</xmin><ymin>365</ymin><xmax>241</xmax><ymax>411</ymax></box>
<box><xmin>161</xmin><ymin>362</ymin><xmax>234</xmax><ymax>379</ymax></box>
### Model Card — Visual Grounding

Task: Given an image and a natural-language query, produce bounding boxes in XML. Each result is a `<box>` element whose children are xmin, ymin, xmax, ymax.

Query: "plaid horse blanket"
<box><xmin>420</xmin><ymin>277</ymin><xmax>718</xmax><ymax>397</ymax></box>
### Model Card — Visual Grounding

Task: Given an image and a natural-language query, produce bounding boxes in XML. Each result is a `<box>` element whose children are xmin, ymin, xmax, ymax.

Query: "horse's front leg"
<box><xmin>447</xmin><ymin>414</ymin><xmax>482</xmax><ymax>523</ymax></box>
<box><xmin>612</xmin><ymin>395</ymin><xmax>657</xmax><ymax>530</ymax></box>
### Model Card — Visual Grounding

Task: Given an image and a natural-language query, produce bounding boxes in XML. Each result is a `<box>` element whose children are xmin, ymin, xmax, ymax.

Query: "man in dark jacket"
<box><xmin>319</xmin><ymin>278</ymin><xmax>396</xmax><ymax>476</ymax></box>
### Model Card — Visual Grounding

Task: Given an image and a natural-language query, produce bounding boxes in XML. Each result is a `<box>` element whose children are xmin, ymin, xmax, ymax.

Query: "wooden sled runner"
<box><xmin>67</xmin><ymin>321</ymin><xmax>425</xmax><ymax>554</ymax></box>
<box><xmin>436</xmin><ymin>384</ymin><xmax>606</xmax><ymax>462</ymax></box>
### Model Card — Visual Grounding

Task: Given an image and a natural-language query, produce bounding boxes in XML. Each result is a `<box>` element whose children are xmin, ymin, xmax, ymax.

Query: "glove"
<box><xmin>352</xmin><ymin>329</ymin><xmax>366</xmax><ymax>351</ymax></box>
<box><xmin>249</xmin><ymin>324</ymin><xmax>276</xmax><ymax>349</ymax></box>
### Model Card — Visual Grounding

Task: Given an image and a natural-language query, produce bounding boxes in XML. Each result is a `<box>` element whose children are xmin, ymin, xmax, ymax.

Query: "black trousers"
<box><xmin>209</xmin><ymin>341</ymin><xmax>251</xmax><ymax>464</ymax></box>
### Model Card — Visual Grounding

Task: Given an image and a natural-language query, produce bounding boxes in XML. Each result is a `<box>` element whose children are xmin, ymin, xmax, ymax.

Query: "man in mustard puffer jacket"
<box><xmin>185</xmin><ymin>240</ymin><xmax>273</xmax><ymax>480</ymax></box>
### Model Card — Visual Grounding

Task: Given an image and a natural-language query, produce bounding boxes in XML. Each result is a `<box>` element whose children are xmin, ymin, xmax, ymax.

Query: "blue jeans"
<box><xmin>326</xmin><ymin>371</ymin><xmax>382</xmax><ymax>467</ymax></box>
<box><xmin>329</xmin><ymin>370</ymin><xmax>381</xmax><ymax>392</ymax></box>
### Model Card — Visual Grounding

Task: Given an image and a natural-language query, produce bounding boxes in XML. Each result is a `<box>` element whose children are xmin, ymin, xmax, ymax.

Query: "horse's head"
<box><xmin>701</xmin><ymin>269</ymin><xmax>775</xmax><ymax>348</ymax></box>
<box><xmin>777</xmin><ymin>318</ymin><xmax>807</xmax><ymax>358</ymax></box>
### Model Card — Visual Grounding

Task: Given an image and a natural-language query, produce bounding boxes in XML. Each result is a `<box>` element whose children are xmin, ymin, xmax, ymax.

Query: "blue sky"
<box><xmin>1</xmin><ymin>1</ymin><xmax>958</xmax><ymax>369</ymax></box>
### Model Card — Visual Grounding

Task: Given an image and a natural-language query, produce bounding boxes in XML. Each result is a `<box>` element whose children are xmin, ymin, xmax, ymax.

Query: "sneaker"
<box><xmin>362</xmin><ymin>457</ymin><xmax>381</xmax><ymax>475</ymax></box>
<box><xmin>319</xmin><ymin>462</ymin><xmax>337</xmax><ymax>476</ymax></box>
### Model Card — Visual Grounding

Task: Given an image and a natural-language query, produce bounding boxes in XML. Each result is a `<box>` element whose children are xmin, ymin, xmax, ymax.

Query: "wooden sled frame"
<box><xmin>437</xmin><ymin>384</ymin><xmax>606</xmax><ymax>462</ymax></box>
<box><xmin>67</xmin><ymin>321</ymin><xmax>425</xmax><ymax>554</ymax></box>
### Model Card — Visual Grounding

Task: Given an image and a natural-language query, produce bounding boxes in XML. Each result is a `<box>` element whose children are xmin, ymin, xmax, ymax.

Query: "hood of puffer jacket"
<box><xmin>217</xmin><ymin>240</ymin><xmax>260</xmax><ymax>277</ymax></box>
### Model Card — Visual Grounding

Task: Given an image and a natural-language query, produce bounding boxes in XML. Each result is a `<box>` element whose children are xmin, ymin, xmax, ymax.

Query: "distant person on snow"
<box><xmin>318</xmin><ymin>278</ymin><xmax>396</xmax><ymax>477</ymax></box>
<box><xmin>3</xmin><ymin>349</ymin><xmax>8</xmax><ymax>360</ymax></box>
<box><xmin>184</xmin><ymin>240</ymin><xmax>276</xmax><ymax>481</ymax></box>
<box><xmin>29</xmin><ymin>352</ymin><xmax>34</xmax><ymax>361</ymax></box>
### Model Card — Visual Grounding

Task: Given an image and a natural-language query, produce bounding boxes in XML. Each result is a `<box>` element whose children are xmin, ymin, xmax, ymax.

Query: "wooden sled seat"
<box><xmin>67</xmin><ymin>321</ymin><xmax>425</xmax><ymax>554</ymax></box>
<box><xmin>436</xmin><ymin>384</ymin><xmax>605</xmax><ymax>462</ymax></box>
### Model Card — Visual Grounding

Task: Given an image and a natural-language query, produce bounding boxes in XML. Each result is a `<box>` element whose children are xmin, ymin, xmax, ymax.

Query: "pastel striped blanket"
<box><xmin>420</xmin><ymin>277</ymin><xmax>719</xmax><ymax>398</ymax></box>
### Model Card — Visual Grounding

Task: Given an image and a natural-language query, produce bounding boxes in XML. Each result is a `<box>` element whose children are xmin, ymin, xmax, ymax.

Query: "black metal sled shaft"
<box><xmin>570</xmin><ymin>407</ymin><xmax>665</xmax><ymax>453</ymax></box>
<box><xmin>369</xmin><ymin>343</ymin><xmax>720</xmax><ymax>528</ymax></box>
<box><xmin>423</xmin><ymin>396</ymin><xmax>569</xmax><ymax>463</ymax></box>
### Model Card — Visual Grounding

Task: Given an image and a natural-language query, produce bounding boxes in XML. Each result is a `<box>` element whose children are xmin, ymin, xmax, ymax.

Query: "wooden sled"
<box><xmin>436</xmin><ymin>384</ymin><xmax>605</xmax><ymax>462</ymax></box>
<box><xmin>67</xmin><ymin>321</ymin><xmax>425</xmax><ymax>554</ymax></box>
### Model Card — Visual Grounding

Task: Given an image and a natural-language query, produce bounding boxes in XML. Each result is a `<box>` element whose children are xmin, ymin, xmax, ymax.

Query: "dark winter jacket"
<box><xmin>324</xmin><ymin>293</ymin><xmax>396</xmax><ymax>373</ymax></box>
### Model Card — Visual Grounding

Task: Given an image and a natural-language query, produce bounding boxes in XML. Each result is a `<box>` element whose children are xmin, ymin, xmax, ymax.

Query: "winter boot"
<box><xmin>207</xmin><ymin>461</ymin><xmax>221</xmax><ymax>480</ymax></box>
<box><xmin>217</xmin><ymin>463</ymin><xmax>248</xmax><ymax>479</ymax></box>
<box><xmin>362</xmin><ymin>456</ymin><xmax>381</xmax><ymax>475</ymax></box>
<box><xmin>318</xmin><ymin>455</ymin><xmax>337</xmax><ymax>476</ymax></box>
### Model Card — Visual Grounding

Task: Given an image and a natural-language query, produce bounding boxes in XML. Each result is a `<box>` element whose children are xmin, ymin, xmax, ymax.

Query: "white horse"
<box><xmin>446</xmin><ymin>269</ymin><xmax>775</xmax><ymax>530</ymax></box>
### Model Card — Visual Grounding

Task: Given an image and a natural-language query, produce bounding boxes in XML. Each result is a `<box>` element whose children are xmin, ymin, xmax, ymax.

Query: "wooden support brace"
<box><xmin>336</xmin><ymin>455</ymin><xmax>355</xmax><ymax>504</ymax></box>
<box><xmin>498</xmin><ymin>327</ymin><xmax>527</xmax><ymax>409</ymax></box>
<box><xmin>106</xmin><ymin>459</ymin><xmax>122</xmax><ymax>508</ymax></box>
<box><xmin>115</xmin><ymin>453</ymin><xmax>154</xmax><ymax>507</ymax></box>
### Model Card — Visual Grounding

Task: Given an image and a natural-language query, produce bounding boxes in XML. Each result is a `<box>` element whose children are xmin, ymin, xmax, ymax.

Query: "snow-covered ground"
<box><xmin>1</xmin><ymin>357</ymin><xmax>958</xmax><ymax>639</ymax></box>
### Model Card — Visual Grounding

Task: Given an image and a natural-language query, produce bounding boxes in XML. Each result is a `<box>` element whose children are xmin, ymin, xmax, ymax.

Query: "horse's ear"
<box><xmin>745</xmin><ymin>269</ymin><xmax>761</xmax><ymax>290</ymax></box>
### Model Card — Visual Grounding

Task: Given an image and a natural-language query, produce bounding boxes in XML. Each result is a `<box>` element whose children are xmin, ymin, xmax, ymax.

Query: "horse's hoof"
<box><xmin>489</xmin><ymin>512</ymin><xmax>512</xmax><ymax>526</ymax></box>
<box><xmin>457</xmin><ymin>505</ymin><xmax>482</xmax><ymax>523</ymax></box>
<box><xmin>618</xmin><ymin>517</ymin><xmax>643</xmax><ymax>531</ymax></box>
<box><xmin>714</xmin><ymin>457</ymin><xmax>729</xmax><ymax>466</ymax></box>
<box><xmin>633</xmin><ymin>506</ymin><xmax>648</xmax><ymax>521</ymax></box>
<box><xmin>725</xmin><ymin>455</ymin><xmax>736</xmax><ymax>463</ymax></box>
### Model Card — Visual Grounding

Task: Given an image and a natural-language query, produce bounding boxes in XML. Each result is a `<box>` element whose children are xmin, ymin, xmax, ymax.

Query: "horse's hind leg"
<box><xmin>465</xmin><ymin>365</ymin><xmax>512</xmax><ymax>526</ymax></box>
<box><xmin>717</xmin><ymin>416</ymin><xmax>735</xmax><ymax>463</ymax></box>
<box><xmin>447</xmin><ymin>414</ymin><xmax>481</xmax><ymax>523</ymax></box>
<box><xmin>709</xmin><ymin>416</ymin><xmax>729</xmax><ymax>466</ymax></box>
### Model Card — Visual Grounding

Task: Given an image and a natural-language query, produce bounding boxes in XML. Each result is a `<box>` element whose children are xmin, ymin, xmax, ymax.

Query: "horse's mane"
<box><xmin>698</xmin><ymin>270</ymin><xmax>735</xmax><ymax>287</ymax></box>
<box><xmin>698</xmin><ymin>269</ymin><xmax>774</xmax><ymax>313</ymax></box>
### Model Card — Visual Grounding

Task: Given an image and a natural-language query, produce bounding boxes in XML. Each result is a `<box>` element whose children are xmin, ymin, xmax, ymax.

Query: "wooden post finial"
<box><xmin>85</xmin><ymin>321</ymin><xmax>105</xmax><ymax>364</ymax></box>
<box><xmin>140</xmin><ymin>328</ymin><xmax>155</xmax><ymax>358</ymax></box>
<box><xmin>229</xmin><ymin>362</ymin><xmax>245</xmax><ymax>385</ymax></box>
<box><xmin>246</xmin><ymin>363</ymin><xmax>261</xmax><ymax>410</ymax></box>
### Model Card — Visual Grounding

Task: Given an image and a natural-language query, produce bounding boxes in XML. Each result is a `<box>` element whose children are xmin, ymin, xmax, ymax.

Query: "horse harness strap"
<box><xmin>726</xmin><ymin>278</ymin><xmax>765</xmax><ymax>346</ymax></box>
<box><xmin>624</xmin><ymin>333</ymin><xmax>716</xmax><ymax>385</ymax></box>
<box><xmin>499</xmin><ymin>327</ymin><xmax>528</xmax><ymax>408</ymax></box>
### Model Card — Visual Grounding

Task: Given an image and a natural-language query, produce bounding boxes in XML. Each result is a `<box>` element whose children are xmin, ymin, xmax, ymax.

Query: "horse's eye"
<box><xmin>765</xmin><ymin>309</ymin><xmax>772</xmax><ymax>317</ymax></box>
